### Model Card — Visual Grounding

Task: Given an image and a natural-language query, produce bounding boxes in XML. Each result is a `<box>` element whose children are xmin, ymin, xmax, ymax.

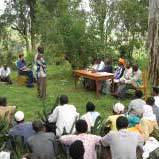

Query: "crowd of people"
<box><xmin>0</xmin><ymin>88</ymin><xmax>159</xmax><ymax>159</ymax></box>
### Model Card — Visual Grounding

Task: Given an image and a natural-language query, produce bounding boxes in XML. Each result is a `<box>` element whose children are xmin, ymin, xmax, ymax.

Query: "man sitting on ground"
<box><xmin>27</xmin><ymin>120</ymin><xmax>57</xmax><ymax>159</ymax></box>
<box><xmin>0</xmin><ymin>97</ymin><xmax>16</xmax><ymax>123</ymax></box>
<box><xmin>101</xmin><ymin>116</ymin><xmax>144</xmax><ymax>159</ymax></box>
<box><xmin>128</xmin><ymin>90</ymin><xmax>146</xmax><ymax>117</ymax></box>
<box><xmin>81</xmin><ymin>102</ymin><xmax>100</xmax><ymax>132</ymax></box>
<box><xmin>60</xmin><ymin>119</ymin><xmax>101</xmax><ymax>159</ymax></box>
<box><xmin>0</xmin><ymin>64</ymin><xmax>12</xmax><ymax>84</ymax></box>
<box><xmin>16</xmin><ymin>53</ymin><xmax>34</xmax><ymax>87</ymax></box>
<box><xmin>9</xmin><ymin>111</ymin><xmax>35</xmax><ymax>142</ymax></box>
<box><xmin>152</xmin><ymin>86</ymin><xmax>159</xmax><ymax>108</ymax></box>
<box><xmin>48</xmin><ymin>95</ymin><xmax>79</xmax><ymax>136</ymax></box>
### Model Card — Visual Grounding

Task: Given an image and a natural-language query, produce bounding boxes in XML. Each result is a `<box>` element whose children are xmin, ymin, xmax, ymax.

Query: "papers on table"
<box><xmin>97</xmin><ymin>72</ymin><xmax>114</xmax><ymax>76</ymax></box>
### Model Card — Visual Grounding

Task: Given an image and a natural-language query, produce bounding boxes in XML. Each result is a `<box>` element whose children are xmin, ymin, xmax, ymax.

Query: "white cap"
<box><xmin>113</xmin><ymin>103</ymin><xmax>125</xmax><ymax>113</ymax></box>
<box><xmin>14</xmin><ymin>111</ymin><xmax>24</xmax><ymax>122</ymax></box>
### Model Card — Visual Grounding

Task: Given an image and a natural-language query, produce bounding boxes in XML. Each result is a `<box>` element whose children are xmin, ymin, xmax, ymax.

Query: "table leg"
<box><xmin>95</xmin><ymin>80</ymin><xmax>99</xmax><ymax>97</ymax></box>
<box><xmin>112</xmin><ymin>78</ymin><xmax>114</xmax><ymax>93</ymax></box>
<box><xmin>74</xmin><ymin>75</ymin><xmax>78</xmax><ymax>88</ymax></box>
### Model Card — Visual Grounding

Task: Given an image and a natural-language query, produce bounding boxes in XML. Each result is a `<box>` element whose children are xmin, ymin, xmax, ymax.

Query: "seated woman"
<box><xmin>105</xmin><ymin>103</ymin><xmax>125</xmax><ymax>131</ymax></box>
<box><xmin>0</xmin><ymin>97</ymin><xmax>16</xmax><ymax>123</ymax></box>
<box><xmin>81</xmin><ymin>102</ymin><xmax>100</xmax><ymax>132</ymax></box>
<box><xmin>16</xmin><ymin>53</ymin><xmax>34</xmax><ymax>87</ymax></box>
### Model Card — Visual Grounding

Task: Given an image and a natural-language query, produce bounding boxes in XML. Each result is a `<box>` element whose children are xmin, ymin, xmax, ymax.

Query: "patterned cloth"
<box><xmin>60</xmin><ymin>133</ymin><xmax>101</xmax><ymax>159</ymax></box>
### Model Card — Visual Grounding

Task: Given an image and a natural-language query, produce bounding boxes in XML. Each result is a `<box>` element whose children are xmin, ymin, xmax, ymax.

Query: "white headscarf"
<box><xmin>113</xmin><ymin>103</ymin><xmax>125</xmax><ymax>114</ymax></box>
<box><xmin>143</xmin><ymin>104</ymin><xmax>156</xmax><ymax>121</ymax></box>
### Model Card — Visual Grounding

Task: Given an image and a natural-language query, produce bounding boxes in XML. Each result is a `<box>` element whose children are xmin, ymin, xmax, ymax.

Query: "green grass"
<box><xmin>0</xmin><ymin>61</ymin><xmax>145</xmax><ymax>121</ymax></box>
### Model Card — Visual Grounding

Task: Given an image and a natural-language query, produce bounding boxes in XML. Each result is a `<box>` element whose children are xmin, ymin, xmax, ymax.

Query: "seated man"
<box><xmin>152</xmin><ymin>86</ymin><xmax>159</xmax><ymax>108</ymax></box>
<box><xmin>27</xmin><ymin>120</ymin><xmax>57</xmax><ymax>159</ymax></box>
<box><xmin>60</xmin><ymin>119</ymin><xmax>101</xmax><ymax>159</ymax></box>
<box><xmin>115</xmin><ymin>64</ymin><xmax>142</xmax><ymax>98</ymax></box>
<box><xmin>128</xmin><ymin>90</ymin><xmax>146</xmax><ymax>117</ymax></box>
<box><xmin>16</xmin><ymin>53</ymin><xmax>34</xmax><ymax>87</ymax></box>
<box><xmin>48</xmin><ymin>95</ymin><xmax>79</xmax><ymax>136</ymax></box>
<box><xmin>0</xmin><ymin>97</ymin><xmax>16</xmax><ymax>123</ymax></box>
<box><xmin>9</xmin><ymin>111</ymin><xmax>35</xmax><ymax>142</ymax></box>
<box><xmin>114</xmin><ymin>58</ymin><xmax>125</xmax><ymax>80</ymax></box>
<box><xmin>101</xmin><ymin>116</ymin><xmax>144</xmax><ymax>159</ymax></box>
<box><xmin>81</xmin><ymin>102</ymin><xmax>100</xmax><ymax>132</ymax></box>
<box><xmin>0</xmin><ymin>64</ymin><xmax>12</xmax><ymax>84</ymax></box>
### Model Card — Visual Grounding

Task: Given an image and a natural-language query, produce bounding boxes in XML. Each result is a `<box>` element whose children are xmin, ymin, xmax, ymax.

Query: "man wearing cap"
<box><xmin>0</xmin><ymin>64</ymin><xmax>12</xmax><ymax>84</ymax></box>
<box><xmin>114</xmin><ymin>58</ymin><xmax>125</xmax><ymax>80</ymax></box>
<box><xmin>105</xmin><ymin>103</ymin><xmax>125</xmax><ymax>131</ymax></box>
<box><xmin>9</xmin><ymin>111</ymin><xmax>35</xmax><ymax>142</ymax></box>
<box><xmin>16</xmin><ymin>53</ymin><xmax>34</xmax><ymax>87</ymax></box>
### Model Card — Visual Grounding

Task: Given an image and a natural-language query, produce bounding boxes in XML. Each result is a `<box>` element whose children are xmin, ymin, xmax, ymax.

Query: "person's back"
<box><xmin>48</xmin><ymin>95</ymin><xmax>79</xmax><ymax>136</ymax></box>
<box><xmin>27</xmin><ymin>120</ymin><xmax>57</xmax><ymax>159</ymax></box>
<box><xmin>56</xmin><ymin>104</ymin><xmax>78</xmax><ymax>135</ymax></box>
<box><xmin>128</xmin><ymin>90</ymin><xmax>146</xmax><ymax>116</ymax></box>
<box><xmin>9</xmin><ymin>111</ymin><xmax>35</xmax><ymax>142</ymax></box>
<box><xmin>101</xmin><ymin>116</ymin><xmax>144</xmax><ymax>159</ymax></box>
<box><xmin>27</xmin><ymin>132</ymin><xmax>56</xmax><ymax>159</ymax></box>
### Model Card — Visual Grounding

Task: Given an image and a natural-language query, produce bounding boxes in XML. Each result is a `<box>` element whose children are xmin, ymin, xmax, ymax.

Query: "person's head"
<box><xmin>118</xmin><ymin>58</ymin><xmax>125</xmax><ymax>66</ymax></box>
<box><xmin>146</xmin><ymin>97</ymin><xmax>155</xmax><ymax>106</ymax></box>
<box><xmin>113</xmin><ymin>103</ymin><xmax>125</xmax><ymax>115</ymax></box>
<box><xmin>14</xmin><ymin>111</ymin><xmax>24</xmax><ymax>123</ymax></box>
<box><xmin>125</xmin><ymin>60</ymin><xmax>131</xmax><ymax>69</ymax></box>
<box><xmin>132</xmin><ymin>64</ymin><xmax>138</xmax><ymax>72</ymax></box>
<box><xmin>86</xmin><ymin>102</ymin><xmax>95</xmax><ymax>112</ymax></box>
<box><xmin>19</xmin><ymin>53</ymin><xmax>24</xmax><ymax>60</ymax></box>
<box><xmin>116</xmin><ymin>116</ymin><xmax>128</xmax><ymax>130</ymax></box>
<box><xmin>3</xmin><ymin>64</ymin><xmax>8</xmax><ymax>70</ymax></box>
<box><xmin>69</xmin><ymin>140</ymin><xmax>85</xmax><ymax>159</ymax></box>
<box><xmin>152</xmin><ymin>86</ymin><xmax>159</xmax><ymax>96</ymax></box>
<box><xmin>104</xmin><ymin>58</ymin><xmax>112</xmax><ymax>65</ymax></box>
<box><xmin>135</xmin><ymin>90</ymin><xmax>143</xmax><ymax>99</ymax></box>
<box><xmin>37</xmin><ymin>46</ymin><xmax>44</xmax><ymax>54</ymax></box>
<box><xmin>60</xmin><ymin>95</ymin><xmax>69</xmax><ymax>105</ymax></box>
<box><xmin>75</xmin><ymin>120</ymin><xmax>88</xmax><ymax>134</ymax></box>
<box><xmin>32</xmin><ymin>120</ymin><xmax>44</xmax><ymax>133</ymax></box>
<box><xmin>0</xmin><ymin>97</ymin><xmax>7</xmax><ymax>106</ymax></box>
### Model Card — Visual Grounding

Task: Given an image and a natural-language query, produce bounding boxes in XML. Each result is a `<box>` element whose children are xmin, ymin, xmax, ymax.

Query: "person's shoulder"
<box><xmin>44</xmin><ymin>132</ymin><xmax>56</xmax><ymax>139</ymax></box>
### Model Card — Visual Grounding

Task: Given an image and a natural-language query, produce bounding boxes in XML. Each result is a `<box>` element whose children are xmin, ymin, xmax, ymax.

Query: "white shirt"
<box><xmin>154</xmin><ymin>96</ymin><xmax>159</xmax><ymax>108</ymax></box>
<box><xmin>0</xmin><ymin>67</ymin><xmax>11</xmax><ymax>77</ymax></box>
<box><xmin>81</xmin><ymin>112</ymin><xmax>100</xmax><ymax>132</ymax></box>
<box><xmin>48</xmin><ymin>104</ymin><xmax>79</xmax><ymax>136</ymax></box>
<box><xmin>91</xmin><ymin>61</ymin><xmax>105</xmax><ymax>71</ymax></box>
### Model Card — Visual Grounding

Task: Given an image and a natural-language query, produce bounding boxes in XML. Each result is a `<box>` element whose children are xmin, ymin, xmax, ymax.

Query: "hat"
<box><xmin>14</xmin><ymin>111</ymin><xmax>24</xmax><ymax>122</ymax></box>
<box><xmin>118</xmin><ymin>58</ymin><xmax>125</xmax><ymax>65</ymax></box>
<box><xmin>113</xmin><ymin>103</ymin><xmax>125</xmax><ymax>113</ymax></box>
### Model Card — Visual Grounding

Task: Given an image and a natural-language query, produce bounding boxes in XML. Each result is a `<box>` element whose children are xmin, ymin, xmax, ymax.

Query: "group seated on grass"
<box><xmin>1</xmin><ymin>88</ymin><xmax>159</xmax><ymax>159</ymax></box>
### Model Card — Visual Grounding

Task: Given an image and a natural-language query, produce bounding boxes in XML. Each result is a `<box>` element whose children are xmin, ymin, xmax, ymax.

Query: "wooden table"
<box><xmin>74</xmin><ymin>70</ymin><xmax>114</xmax><ymax>97</ymax></box>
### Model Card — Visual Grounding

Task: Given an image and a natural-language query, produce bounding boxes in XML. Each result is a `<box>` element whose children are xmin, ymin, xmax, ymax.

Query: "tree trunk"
<box><xmin>27</xmin><ymin>0</ymin><xmax>36</xmax><ymax>52</ymax></box>
<box><xmin>148</xmin><ymin>0</ymin><xmax>159</xmax><ymax>85</ymax></box>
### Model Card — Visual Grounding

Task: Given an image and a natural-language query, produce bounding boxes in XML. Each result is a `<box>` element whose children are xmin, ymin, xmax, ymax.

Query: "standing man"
<box><xmin>16</xmin><ymin>53</ymin><xmax>34</xmax><ymax>87</ymax></box>
<box><xmin>35</xmin><ymin>46</ymin><xmax>47</xmax><ymax>99</ymax></box>
<box><xmin>0</xmin><ymin>64</ymin><xmax>12</xmax><ymax>84</ymax></box>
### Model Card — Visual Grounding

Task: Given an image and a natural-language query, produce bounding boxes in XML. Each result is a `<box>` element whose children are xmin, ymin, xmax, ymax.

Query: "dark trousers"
<box><xmin>0</xmin><ymin>76</ymin><xmax>12</xmax><ymax>84</ymax></box>
<box><xmin>19</xmin><ymin>70</ymin><xmax>33</xmax><ymax>86</ymax></box>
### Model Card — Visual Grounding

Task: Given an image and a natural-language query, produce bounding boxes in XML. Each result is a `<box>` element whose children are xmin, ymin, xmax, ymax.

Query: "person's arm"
<box><xmin>101</xmin><ymin>132</ymin><xmax>112</xmax><ymax>147</ymax></box>
<box><xmin>6</xmin><ymin>68</ymin><xmax>11</xmax><ymax>76</ymax></box>
<box><xmin>59</xmin><ymin>135</ymin><xmax>76</xmax><ymax>145</ymax></box>
<box><xmin>48</xmin><ymin>107</ymin><xmax>59</xmax><ymax>123</ymax></box>
<box><xmin>137</xmin><ymin>134</ymin><xmax>144</xmax><ymax>150</ymax></box>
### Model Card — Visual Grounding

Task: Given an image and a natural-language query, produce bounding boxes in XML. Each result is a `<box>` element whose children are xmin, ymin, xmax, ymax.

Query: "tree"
<box><xmin>148</xmin><ymin>0</ymin><xmax>159</xmax><ymax>85</ymax></box>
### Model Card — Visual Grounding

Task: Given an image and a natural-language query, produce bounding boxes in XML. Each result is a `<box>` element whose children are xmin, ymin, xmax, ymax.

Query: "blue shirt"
<box><xmin>16</xmin><ymin>59</ymin><xmax>27</xmax><ymax>73</ymax></box>
<box><xmin>9</xmin><ymin>122</ymin><xmax>35</xmax><ymax>142</ymax></box>
<box><xmin>114</xmin><ymin>65</ymin><xmax>125</xmax><ymax>79</ymax></box>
